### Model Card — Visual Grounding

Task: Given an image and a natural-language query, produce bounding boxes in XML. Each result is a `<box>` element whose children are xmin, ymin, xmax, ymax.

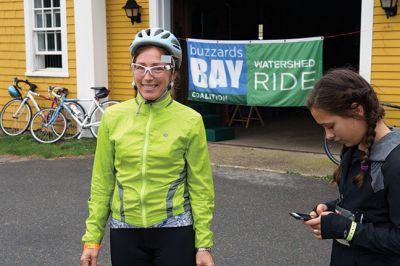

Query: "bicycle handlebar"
<box><xmin>48</xmin><ymin>86</ymin><xmax>69</xmax><ymax>98</ymax></box>
<box><xmin>14</xmin><ymin>77</ymin><xmax>37</xmax><ymax>91</ymax></box>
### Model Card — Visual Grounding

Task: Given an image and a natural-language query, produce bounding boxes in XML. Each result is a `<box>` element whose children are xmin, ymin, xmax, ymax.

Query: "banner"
<box><xmin>187</xmin><ymin>37</ymin><xmax>323</xmax><ymax>106</ymax></box>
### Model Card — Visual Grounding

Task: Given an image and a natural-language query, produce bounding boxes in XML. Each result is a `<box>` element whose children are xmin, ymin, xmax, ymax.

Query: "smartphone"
<box><xmin>289</xmin><ymin>212</ymin><xmax>313</xmax><ymax>221</ymax></box>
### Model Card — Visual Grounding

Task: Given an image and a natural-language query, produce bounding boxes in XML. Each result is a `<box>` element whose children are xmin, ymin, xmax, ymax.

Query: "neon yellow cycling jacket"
<box><xmin>82</xmin><ymin>93</ymin><xmax>215</xmax><ymax>248</ymax></box>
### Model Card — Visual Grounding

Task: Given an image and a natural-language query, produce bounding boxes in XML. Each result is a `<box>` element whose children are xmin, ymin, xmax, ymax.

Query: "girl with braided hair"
<box><xmin>304</xmin><ymin>68</ymin><xmax>400</xmax><ymax>265</ymax></box>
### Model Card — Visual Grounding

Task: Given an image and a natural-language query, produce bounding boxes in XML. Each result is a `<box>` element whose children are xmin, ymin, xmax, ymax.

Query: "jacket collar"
<box><xmin>369</xmin><ymin>128</ymin><xmax>400</xmax><ymax>161</ymax></box>
<box><xmin>134</xmin><ymin>91</ymin><xmax>173</xmax><ymax>114</ymax></box>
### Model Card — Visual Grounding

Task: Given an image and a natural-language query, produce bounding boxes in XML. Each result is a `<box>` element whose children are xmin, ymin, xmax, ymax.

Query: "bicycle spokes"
<box><xmin>30</xmin><ymin>108</ymin><xmax>67</xmax><ymax>144</ymax></box>
<box><xmin>89</xmin><ymin>101</ymin><xmax>119</xmax><ymax>138</ymax></box>
<box><xmin>0</xmin><ymin>99</ymin><xmax>32</xmax><ymax>136</ymax></box>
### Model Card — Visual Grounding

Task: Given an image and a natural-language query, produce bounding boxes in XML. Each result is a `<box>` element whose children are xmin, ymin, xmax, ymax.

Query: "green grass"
<box><xmin>320</xmin><ymin>174</ymin><xmax>334</xmax><ymax>183</ymax></box>
<box><xmin>0</xmin><ymin>133</ymin><xmax>97</xmax><ymax>158</ymax></box>
<box><xmin>286</xmin><ymin>170</ymin><xmax>334</xmax><ymax>182</ymax></box>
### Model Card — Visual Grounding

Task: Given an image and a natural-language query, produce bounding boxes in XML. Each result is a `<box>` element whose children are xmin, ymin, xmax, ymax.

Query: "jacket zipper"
<box><xmin>140</xmin><ymin>105</ymin><xmax>153</xmax><ymax>227</ymax></box>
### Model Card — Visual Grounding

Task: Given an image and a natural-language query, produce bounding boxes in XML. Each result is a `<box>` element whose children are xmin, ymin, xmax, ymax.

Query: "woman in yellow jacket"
<box><xmin>80</xmin><ymin>28</ymin><xmax>215</xmax><ymax>266</ymax></box>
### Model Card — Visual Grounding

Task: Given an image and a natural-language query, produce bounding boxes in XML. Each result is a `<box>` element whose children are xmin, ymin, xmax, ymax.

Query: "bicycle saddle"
<box><xmin>91</xmin><ymin>87</ymin><xmax>109</xmax><ymax>98</ymax></box>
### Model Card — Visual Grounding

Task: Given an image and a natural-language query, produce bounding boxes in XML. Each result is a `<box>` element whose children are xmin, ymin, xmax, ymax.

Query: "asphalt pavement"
<box><xmin>0</xmin><ymin>156</ymin><xmax>338</xmax><ymax>266</ymax></box>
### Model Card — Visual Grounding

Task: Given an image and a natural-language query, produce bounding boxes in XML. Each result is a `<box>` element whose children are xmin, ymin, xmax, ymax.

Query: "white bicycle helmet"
<box><xmin>130</xmin><ymin>28</ymin><xmax>182</xmax><ymax>68</ymax></box>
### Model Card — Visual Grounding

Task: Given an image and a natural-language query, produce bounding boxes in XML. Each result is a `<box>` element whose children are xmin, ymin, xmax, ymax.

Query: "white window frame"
<box><xmin>149</xmin><ymin>0</ymin><xmax>171</xmax><ymax>29</ymax></box>
<box><xmin>24</xmin><ymin>0</ymin><xmax>69</xmax><ymax>77</ymax></box>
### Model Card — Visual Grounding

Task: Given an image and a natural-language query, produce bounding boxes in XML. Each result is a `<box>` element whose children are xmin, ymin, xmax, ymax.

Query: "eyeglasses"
<box><xmin>131</xmin><ymin>63</ymin><xmax>173</xmax><ymax>77</ymax></box>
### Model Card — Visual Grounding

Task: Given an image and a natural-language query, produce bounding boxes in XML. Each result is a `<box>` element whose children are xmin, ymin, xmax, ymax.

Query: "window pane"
<box><xmin>44</xmin><ymin>0</ymin><xmax>51</xmax><ymax>8</ymax></box>
<box><xmin>45</xmin><ymin>55</ymin><xmax>62</xmax><ymax>68</ymax></box>
<box><xmin>35</xmin><ymin>12</ymin><xmax>43</xmax><ymax>28</ymax></box>
<box><xmin>38</xmin><ymin>32</ymin><xmax>46</xmax><ymax>51</ymax></box>
<box><xmin>47</xmin><ymin>32</ymin><xmax>55</xmax><ymax>51</ymax></box>
<box><xmin>35</xmin><ymin>55</ymin><xmax>45</xmax><ymax>69</ymax></box>
<box><xmin>34</xmin><ymin>0</ymin><xmax>42</xmax><ymax>8</ymax></box>
<box><xmin>54</xmin><ymin>12</ymin><xmax>61</xmax><ymax>27</ymax></box>
<box><xmin>56</xmin><ymin>32</ymin><xmax>61</xmax><ymax>51</ymax></box>
<box><xmin>45</xmin><ymin>12</ymin><xmax>52</xmax><ymax>28</ymax></box>
<box><xmin>33</xmin><ymin>0</ymin><xmax>64</xmax><ymax>70</ymax></box>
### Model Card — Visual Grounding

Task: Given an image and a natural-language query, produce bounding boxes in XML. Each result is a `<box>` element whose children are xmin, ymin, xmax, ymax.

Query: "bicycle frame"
<box><xmin>64</xmin><ymin>98</ymin><xmax>103</xmax><ymax>126</ymax></box>
<box><xmin>11</xmin><ymin>86</ymin><xmax>57</xmax><ymax>119</ymax></box>
<box><xmin>49</xmin><ymin>96</ymin><xmax>106</xmax><ymax>138</ymax></box>
<box><xmin>27</xmin><ymin>90</ymin><xmax>57</xmax><ymax>111</ymax></box>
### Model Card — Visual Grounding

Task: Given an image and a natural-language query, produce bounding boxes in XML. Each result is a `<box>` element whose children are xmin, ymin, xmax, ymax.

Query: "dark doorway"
<box><xmin>171</xmin><ymin>0</ymin><xmax>362</xmax><ymax>150</ymax></box>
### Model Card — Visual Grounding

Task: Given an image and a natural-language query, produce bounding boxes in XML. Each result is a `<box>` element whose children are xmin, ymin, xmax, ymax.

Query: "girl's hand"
<box><xmin>304</xmin><ymin>211</ymin><xmax>333</xmax><ymax>240</ymax></box>
<box><xmin>304</xmin><ymin>216</ymin><xmax>323</xmax><ymax>239</ymax></box>
<box><xmin>314</xmin><ymin>203</ymin><xmax>328</xmax><ymax>216</ymax></box>
<box><xmin>304</xmin><ymin>204</ymin><xmax>331</xmax><ymax>240</ymax></box>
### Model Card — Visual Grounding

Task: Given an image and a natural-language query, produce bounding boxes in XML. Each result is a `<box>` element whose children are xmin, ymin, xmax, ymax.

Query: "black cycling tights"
<box><xmin>110</xmin><ymin>226</ymin><xmax>195</xmax><ymax>266</ymax></box>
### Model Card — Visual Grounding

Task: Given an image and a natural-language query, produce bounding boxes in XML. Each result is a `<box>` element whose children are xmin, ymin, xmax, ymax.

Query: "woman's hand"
<box><xmin>196</xmin><ymin>250</ymin><xmax>215</xmax><ymax>266</ymax></box>
<box><xmin>80</xmin><ymin>248</ymin><xmax>100</xmax><ymax>266</ymax></box>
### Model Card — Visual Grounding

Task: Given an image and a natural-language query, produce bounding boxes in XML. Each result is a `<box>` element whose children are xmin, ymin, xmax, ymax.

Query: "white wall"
<box><xmin>74</xmin><ymin>0</ymin><xmax>108</xmax><ymax>99</ymax></box>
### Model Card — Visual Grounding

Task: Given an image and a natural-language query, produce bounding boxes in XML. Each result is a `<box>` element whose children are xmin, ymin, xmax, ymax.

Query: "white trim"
<box><xmin>60</xmin><ymin>0</ymin><xmax>69</xmax><ymax>72</ymax></box>
<box><xmin>359</xmin><ymin>0</ymin><xmax>374</xmax><ymax>82</ymax></box>
<box><xmin>24</xmin><ymin>0</ymin><xmax>69</xmax><ymax>77</ymax></box>
<box><xmin>149</xmin><ymin>0</ymin><xmax>171</xmax><ymax>29</ymax></box>
<box><xmin>24</xmin><ymin>0</ymin><xmax>34</xmax><ymax>73</ymax></box>
<box><xmin>74</xmin><ymin>0</ymin><xmax>108</xmax><ymax>100</ymax></box>
<box><xmin>25</xmin><ymin>70</ymin><xmax>69</xmax><ymax>77</ymax></box>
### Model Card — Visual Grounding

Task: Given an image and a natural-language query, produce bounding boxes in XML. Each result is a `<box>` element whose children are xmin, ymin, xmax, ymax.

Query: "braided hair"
<box><xmin>306</xmin><ymin>68</ymin><xmax>385</xmax><ymax>186</ymax></box>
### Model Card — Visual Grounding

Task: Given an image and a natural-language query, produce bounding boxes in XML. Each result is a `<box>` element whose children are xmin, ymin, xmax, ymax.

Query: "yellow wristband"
<box><xmin>346</xmin><ymin>221</ymin><xmax>357</xmax><ymax>241</ymax></box>
<box><xmin>83</xmin><ymin>243</ymin><xmax>101</xmax><ymax>250</ymax></box>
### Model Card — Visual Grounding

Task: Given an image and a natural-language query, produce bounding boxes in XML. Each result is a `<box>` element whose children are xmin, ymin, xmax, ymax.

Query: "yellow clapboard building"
<box><xmin>0</xmin><ymin>0</ymin><xmax>399</xmax><ymax>126</ymax></box>
<box><xmin>371</xmin><ymin>0</ymin><xmax>400</xmax><ymax>126</ymax></box>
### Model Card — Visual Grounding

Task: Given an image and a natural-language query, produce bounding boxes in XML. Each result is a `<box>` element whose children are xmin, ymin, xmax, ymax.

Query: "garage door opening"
<box><xmin>172</xmin><ymin>0</ymin><xmax>362</xmax><ymax>152</ymax></box>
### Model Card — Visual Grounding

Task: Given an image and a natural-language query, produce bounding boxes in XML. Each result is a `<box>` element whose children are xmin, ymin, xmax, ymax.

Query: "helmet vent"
<box><xmin>172</xmin><ymin>39</ymin><xmax>180</xmax><ymax>46</ymax></box>
<box><xmin>144</xmin><ymin>28</ymin><xmax>151</xmax><ymax>35</ymax></box>
<box><xmin>154</xmin><ymin>28</ymin><xmax>164</xmax><ymax>36</ymax></box>
<box><xmin>161</xmin><ymin>32</ymin><xmax>171</xmax><ymax>39</ymax></box>
<box><xmin>138</xmin><ymin>32</ymin><xmax>143</xmax><ymax>38</ymax></box>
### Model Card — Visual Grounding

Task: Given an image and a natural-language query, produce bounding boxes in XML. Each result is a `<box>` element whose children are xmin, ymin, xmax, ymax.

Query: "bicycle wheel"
<box><xmin>0</xmin><ymin>99</ymin><xmax>32</xmax><ymax>136</ymax></box>
<box><xmin>323</xmin><ymin>133</ymin><xmax>341</xmax><ymax>165</ymax></box>
<box><xmin>62</xmin><ymin>102</ymin><xmax>86</xmax><ymax>139</ymax></box>
<box><xmin>30</xmin><ymin>108</ymin><xmax>67</xmax><ymax>144</ymax></box>
<box><xmin>89</xmin><ymin>100</ymin><xmax>119</xmax><ymax>138</ymax></box>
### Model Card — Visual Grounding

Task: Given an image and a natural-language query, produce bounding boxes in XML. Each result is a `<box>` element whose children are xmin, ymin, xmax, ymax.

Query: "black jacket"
<box><xmin>321</xmin><ymin>129</ymin><xmax>400</xmax><ymax>266</ymax></box>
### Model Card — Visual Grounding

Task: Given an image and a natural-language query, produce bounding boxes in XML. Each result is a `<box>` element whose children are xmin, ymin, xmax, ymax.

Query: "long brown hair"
<box><xmin>307</xmin><ymin>68</ymin><xmax>385</xmax><ymax>186</ymax></box>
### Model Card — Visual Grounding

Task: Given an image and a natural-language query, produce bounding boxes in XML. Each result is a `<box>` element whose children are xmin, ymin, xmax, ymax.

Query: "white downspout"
<box><xmin>359</xmin><ymin>0</ymin><xmax>374</xmax><ymax>82</ymax></box>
